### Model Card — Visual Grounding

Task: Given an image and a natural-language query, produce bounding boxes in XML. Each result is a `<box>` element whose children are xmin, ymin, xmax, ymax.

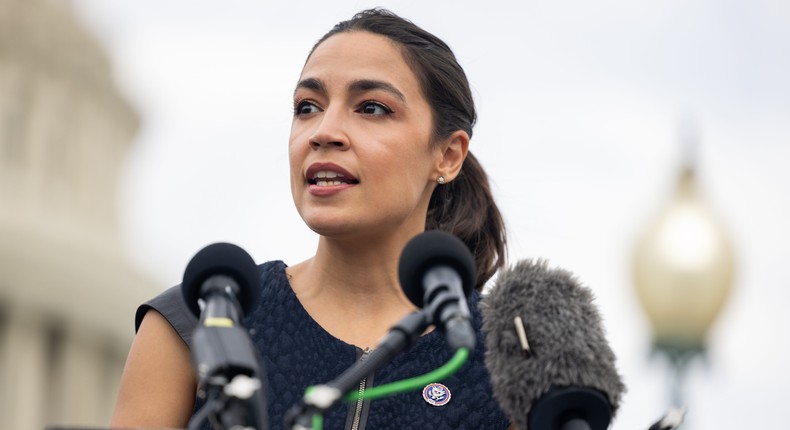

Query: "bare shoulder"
<box><xmin>111</xmin><ymin>309</ymin><xmax>197</xmax><ymax>428</ymax></box>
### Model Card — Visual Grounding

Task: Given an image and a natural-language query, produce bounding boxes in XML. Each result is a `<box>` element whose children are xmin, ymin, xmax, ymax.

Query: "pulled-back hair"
<box><xmin>311</xmin><ymin>9</ymin><xmax>507</xmax><ymax>290</ymax></box>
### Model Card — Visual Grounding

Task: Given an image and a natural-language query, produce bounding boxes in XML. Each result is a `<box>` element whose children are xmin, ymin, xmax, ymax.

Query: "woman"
<box><xmin>112</xmin><ymin>8</ymin><xmax>509</xmax><ymax>429</ymax></box>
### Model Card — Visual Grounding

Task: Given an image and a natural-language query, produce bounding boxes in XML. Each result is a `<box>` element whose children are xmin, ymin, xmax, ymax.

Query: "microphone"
<box><xmin>398</xmin><ymin>230</ymin><xmax>477</xmax><ymax>351</ymax></box>
<box><xmin>181</xmin><ymin>242</ymin><xmax>268</xmax><ymax>430</ymax></box>
<box><xmin>481</xmin><ymin>259</ymin><xmax>625</xmax><ymax>430</ymax></box>
<box><xmin>182</xmin><ymin>241</ymin><xmax>261</xmax><ymax>321</ymax></box>
<box><xmin>285</xmin><ymin>230</ymin><xmax>475</xmax><ymax>428</ymax></box>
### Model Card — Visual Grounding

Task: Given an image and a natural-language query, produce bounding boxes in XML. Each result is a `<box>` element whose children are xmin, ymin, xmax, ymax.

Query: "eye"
<box><xmin>357</xmin><ymin>101</ymin><xmax>393</xmax><ymax>116</ymax></box>
<box><xmin>294</xmin><ymin>100</ymin><xmax>321</xmax><ymax>116</ymax></box>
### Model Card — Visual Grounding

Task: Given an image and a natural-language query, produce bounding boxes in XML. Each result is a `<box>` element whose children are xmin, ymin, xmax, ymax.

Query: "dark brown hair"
<box><xmin>312</xmin><ymin>9</ymin><xmax>507</xmax><ymax>290</ymax></box>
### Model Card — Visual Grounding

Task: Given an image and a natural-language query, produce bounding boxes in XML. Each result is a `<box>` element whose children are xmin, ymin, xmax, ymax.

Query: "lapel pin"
<box><xmin>422</xmin><ymin>382</ymin><xmax>452</xmax><ymax>406</ymax></box>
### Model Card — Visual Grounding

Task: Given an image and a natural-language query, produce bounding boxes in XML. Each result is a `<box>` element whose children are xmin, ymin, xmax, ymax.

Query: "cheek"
<box><xmin>288</xmin><ymin>128</ymin><xmax>308</xmax><ymax>169</ymax></box>
<box><xmin>288</xmin><ymin>119</ymin><xmax>311</xmax><ymax>153</ymax></box>
<box><xmin>287</xmin><ymin>140</ymin><xmax>305</xmax><ymax>194</ymax></box>
<box><xmin>376</xmin><ymin>147</ymin><xmax>434</xmax><ymax>196</ymax></box>
<box><xmin>287</xmin><ymin>140</ymin><xmax>299</xmax><ymax>165</ymax></box>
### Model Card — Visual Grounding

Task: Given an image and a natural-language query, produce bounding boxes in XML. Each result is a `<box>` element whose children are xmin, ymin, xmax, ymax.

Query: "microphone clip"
<box><xmin>189</xmin><ymin>323</ymin><xmax>268</xmax><ymax>430</ymax></box>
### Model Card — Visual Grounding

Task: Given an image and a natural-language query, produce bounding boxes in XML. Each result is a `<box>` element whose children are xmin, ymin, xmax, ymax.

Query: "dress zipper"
<box><xmin>350</xmin><ymin>376</ymin><xmax>367</xmax><ymax>430</ymax></box>
<box><xmin>349</xmin><ymin>347</ymin><xmax>371</xmax><ymax>430</ymax></box>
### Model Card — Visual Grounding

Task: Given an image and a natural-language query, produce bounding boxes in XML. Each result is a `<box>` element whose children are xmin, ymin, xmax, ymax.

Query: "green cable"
<box><xmin>344</xmin><ymin>347</ymin><xmax>469</xmax><ymax>402</ymax></box>
<box><xmin>312</xmin><ymin>412</ymin><xmax>323</xmax><ymax>429</ymax></box>
<box><xmin>306</xmin><ymin>347</ymin><xmax>470</xmax><ymax>430</ymax></box>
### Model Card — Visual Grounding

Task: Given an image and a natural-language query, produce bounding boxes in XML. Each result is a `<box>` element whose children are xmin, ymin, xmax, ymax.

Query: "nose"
<box><xmin>309</xmin><ymin>109</ymin><xmax>349</xmax><ymax>150</ymax></box>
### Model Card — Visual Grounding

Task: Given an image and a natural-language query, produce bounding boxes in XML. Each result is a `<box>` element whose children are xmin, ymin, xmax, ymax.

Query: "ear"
<box><xmin>434</xmin><ymin>130</ymin><xmax>470</xmax><ymax>182</ymax></box>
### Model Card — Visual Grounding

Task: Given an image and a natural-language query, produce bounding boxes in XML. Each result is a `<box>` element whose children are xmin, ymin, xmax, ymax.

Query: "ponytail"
<box><xmin>426</xmin><ymin>151</ymin><xmax>506</xmax><ymax>291</ymax></box>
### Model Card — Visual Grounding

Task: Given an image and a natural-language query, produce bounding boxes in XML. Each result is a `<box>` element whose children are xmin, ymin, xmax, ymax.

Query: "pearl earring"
<box><xmin>437</xmin><ymin>176</ymin><xmax>446</xmax><ymax>185</ymax></box>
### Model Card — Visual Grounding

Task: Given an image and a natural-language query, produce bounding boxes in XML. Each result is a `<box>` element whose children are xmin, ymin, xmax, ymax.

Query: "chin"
<box><xmin>302</xmin><ymin>216</ymin><xmax>355</xmax><ymax>237</ymax></box>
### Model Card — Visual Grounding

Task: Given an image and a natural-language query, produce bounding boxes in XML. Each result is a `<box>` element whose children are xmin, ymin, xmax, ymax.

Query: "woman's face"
<box><xmin>289</xmin><ymin>31</ymin><xmax>441</xmax><ymax>240</ymax></box>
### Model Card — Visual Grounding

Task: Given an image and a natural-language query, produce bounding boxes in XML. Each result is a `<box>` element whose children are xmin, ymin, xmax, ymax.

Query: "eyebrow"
<box><xmin>349</xmin><ymin>79</ymin><xmax>405</xmax><ymax>102</ymax></box>
<box><xmin>294</xmin><ymin>78</ymin><xmax>406</xmax><ymax>102</ymax></box>
<box><xmin>294</xmin><ymin>77</ymin><xmax>326</xmax><ymax>97</ymax></box>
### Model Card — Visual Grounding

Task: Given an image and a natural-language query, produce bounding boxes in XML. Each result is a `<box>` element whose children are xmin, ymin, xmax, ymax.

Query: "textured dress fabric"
<box><xmin>136</xmin><ymin>260</ymin><xmax>509</xmax><ymax>430</ymax></box>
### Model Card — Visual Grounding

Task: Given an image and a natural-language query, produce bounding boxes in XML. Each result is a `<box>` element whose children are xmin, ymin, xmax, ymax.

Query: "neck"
<box><xmin>309</xmin><ymin>225</ymin><xmax>427</xmax><ymax>288</ymax></box>
<box><xmin>286</xmin><ymin>230</ymin><xmax>423</xmax><ymax>348</ymax></box>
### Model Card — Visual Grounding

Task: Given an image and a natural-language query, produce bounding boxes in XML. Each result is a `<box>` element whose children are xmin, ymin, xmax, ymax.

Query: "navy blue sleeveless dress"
<box><xmin>136</xmin><ymin>261</ymin><xmax>509</xmax><ymax>430</ymax></box>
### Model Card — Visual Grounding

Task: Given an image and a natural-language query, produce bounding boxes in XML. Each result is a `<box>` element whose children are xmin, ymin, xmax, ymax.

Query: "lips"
<box><xmin>305</xmin><ymin>163</ymin><xmax>359</xmax><ymax>186</ymax></box>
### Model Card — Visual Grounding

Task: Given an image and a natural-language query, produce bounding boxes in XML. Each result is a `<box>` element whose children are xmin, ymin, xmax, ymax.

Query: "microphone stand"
<box><xmin>188</xmin><ymin>289</ymin><xmax>268</xmax><ymax>430</ymax></box>
<box><xmin>285</xmin><ymin>310</ymin><xmax>431</xmax><ymax>429</ymax></box>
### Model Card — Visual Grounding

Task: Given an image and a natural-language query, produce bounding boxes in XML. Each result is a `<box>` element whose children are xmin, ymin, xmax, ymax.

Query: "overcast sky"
<box><xmin>72</xmin><ymin>1</ymin><xmax>790</xmax><ymax>428</ymax></box>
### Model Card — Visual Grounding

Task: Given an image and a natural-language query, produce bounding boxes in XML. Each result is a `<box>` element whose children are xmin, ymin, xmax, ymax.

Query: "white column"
<box><xmin>50</xmin><ymin>329</ymin><xmax>115</xmax><ymax>427</ymax></box>
<box><xmin>0</xmin><ymin>311</ymin><xmax>48</xmax><ymax>430</ymax></box>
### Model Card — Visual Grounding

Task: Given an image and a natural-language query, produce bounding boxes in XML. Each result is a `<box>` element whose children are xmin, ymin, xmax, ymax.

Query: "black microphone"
<box><xmin>181</xmin><ymin>242</ymin><xmax>268</xmax><ymax>430</ymax></box>
<box><xmin>285</xmin><ymin>230</ymin><xmax>475</xmax><ymax>429</ymax></box>
<box><xmin>325</xmin><ymin>230</ymin><xmax>478</xmax><ymax>395</ymax></box>
<box><xmin>182</xmin><ymin>241</ymin><xmax>261</xmax><ymax>321</ymax></box>
<box><xmin>481</xmin><ymin>259</ymin><xmax>625</xmax><ymax>430</ymax></box>
<box><xmin>398</xmin><ymin>230</ymin><xmax>476</xmax><ymax>351</ymax></box>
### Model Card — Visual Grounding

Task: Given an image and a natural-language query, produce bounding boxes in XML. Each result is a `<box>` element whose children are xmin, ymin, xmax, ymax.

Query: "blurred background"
<box><xmin>1</xmin><ymin>0</ymin><xmax>788</xmax><ymax>428</ymax></box>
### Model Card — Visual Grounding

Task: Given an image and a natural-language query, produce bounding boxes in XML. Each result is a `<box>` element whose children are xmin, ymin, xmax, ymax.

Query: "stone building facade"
<box><xmin>0</xmin><ymin>0</ymin><xmax>159</xmax><ymax>427</ymax></box>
